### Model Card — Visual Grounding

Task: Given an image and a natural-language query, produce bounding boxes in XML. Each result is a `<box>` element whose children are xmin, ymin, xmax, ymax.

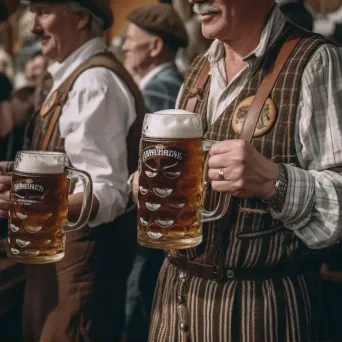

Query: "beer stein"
<box><xmin>7</xmin><ymin>151</ymin><xmax>93</xmax><ymax>264</ymax></box>
<box><xmin>138</xmin><ymin>109</ymin><xmax>230</xmax><ymax>249</ymax></box>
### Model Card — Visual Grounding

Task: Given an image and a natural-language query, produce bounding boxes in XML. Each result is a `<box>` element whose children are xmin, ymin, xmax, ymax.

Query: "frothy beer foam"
<box><xmin>14</xmin><ymin>151</ymin><xmax>67</xmax><ymax>174</ymax></box>
<box><xmin>143</xmin><ymin>110</ymin><xmax>203</xmax><ymax>139</ymax></box>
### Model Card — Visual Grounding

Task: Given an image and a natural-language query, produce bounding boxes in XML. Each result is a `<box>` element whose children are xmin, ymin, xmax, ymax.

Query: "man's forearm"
<box><xmin>67</xmin><ymin>192</ymin><xmax>99</xmax><ymax>223</ymax></box>
<box><xmin>270</xmin><ymin>165</ymin><xmax>342</xmax><ymax>249</ymax></box>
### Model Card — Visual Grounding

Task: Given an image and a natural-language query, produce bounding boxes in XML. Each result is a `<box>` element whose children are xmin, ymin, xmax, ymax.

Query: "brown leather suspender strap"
<box><xmin>185</xmin><ymin>62</ymin><xmax>211</xmax><ymax>113</ymax></box>
<box><xmin>40</xmin><ymin>52</ymin><xmax>145</xmax><ymax>152</ymax></box>
<box><xmin>224</xmin><ymin>33</ymin><xmax>301</xmax><ymax>223</ymax></box>
<box><xmin>41</xmin><ymin>104</ymin><xmax>62</xmax><ymax>151</ymax></box>
<box><xmin>184</xmin><ymin>31</ymin><xmax>302</xmax><ymax>144</ymax></box>
<box><xmin>40</xmin><ymin>60</ymin><xmax>91</xmax><ymax>151</ymax></box>
<box><xmin>239</xmin><ymin>33</ymin><xmax>301</xmax><ymax>142</ymax></box>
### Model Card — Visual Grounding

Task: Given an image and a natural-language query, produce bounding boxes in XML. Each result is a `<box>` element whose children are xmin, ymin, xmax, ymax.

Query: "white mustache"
<box><xmin>193</xmin><ymin>3</ymin><xmax>221</xmax><ymax>15</ymax></box>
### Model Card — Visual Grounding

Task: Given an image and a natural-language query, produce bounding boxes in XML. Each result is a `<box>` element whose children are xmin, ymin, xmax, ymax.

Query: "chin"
<box><xmin>201</xmin><ymin>20</ymin><xmax>232</xmax><ymax>41</ymax></box>
<box><xmin>201</xmin><ymin>26</ymin><xmax>221</xmax><ymax>40</ymax></box>
<box><xmin>41</xmin><ymin>44</ymin><xmax>56</xmax><ymax>59</ymax></box>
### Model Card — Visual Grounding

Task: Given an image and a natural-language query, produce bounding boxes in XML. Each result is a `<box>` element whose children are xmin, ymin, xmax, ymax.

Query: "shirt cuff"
<box><xmin>269</xmin><ymin>164</ymin><xmax>315</xmax><ymax>229</ymax></box>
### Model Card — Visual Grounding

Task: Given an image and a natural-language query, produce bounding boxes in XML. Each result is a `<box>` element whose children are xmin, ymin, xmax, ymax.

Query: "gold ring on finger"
<box><xmin>218</xmin><ymin>168</ymin><xmax>225</xmax><ymax>181</ymax></box>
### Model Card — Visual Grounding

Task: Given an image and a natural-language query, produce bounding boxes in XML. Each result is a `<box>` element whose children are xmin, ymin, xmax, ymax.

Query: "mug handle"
<box><xmin>200</xmin><ymin>140</ymin><xmax>231</xmax><ymax>223</ymax></box>
<box><xmin>64</xmin><ymin>167</ymin><xmax>93</xmax><ymax>232</ymax></box>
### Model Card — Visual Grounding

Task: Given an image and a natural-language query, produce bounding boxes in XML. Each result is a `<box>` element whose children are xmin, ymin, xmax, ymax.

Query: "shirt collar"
<box><xmin>139</xmin><ymin>62</ymin><xmax>174</xmax><ymax>90</ymax></box>
<box><xmin>204</xmin><ymin>5</ymin><xmax>286</xmax><ymax>65</ymax></box>
<box><xmin>48</xmin><ymin>37</ymin><xmax>106</xmax><ymax>92</ymax></box>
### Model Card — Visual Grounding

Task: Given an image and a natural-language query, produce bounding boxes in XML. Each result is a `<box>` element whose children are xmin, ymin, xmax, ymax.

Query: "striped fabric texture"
<box><xmin>149</xmin><ymin>25</ymin><xmax>329</xmax><ymax>342</ymax></box>
<box><xmin>203</xmin><ymin>5</ymin><xmax>342</xmax><ymax>250</ymax></box>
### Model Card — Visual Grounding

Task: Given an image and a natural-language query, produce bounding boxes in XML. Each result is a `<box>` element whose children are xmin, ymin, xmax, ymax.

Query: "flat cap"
<box><xmin>127</xmin><ymin>3</ymin><xmax>188</xmax><ymax>49</ymax></box>
<box><xmin>29</xmin><ymin>0</ymin><xmax>113</xmax><ymax>30</ymax></box>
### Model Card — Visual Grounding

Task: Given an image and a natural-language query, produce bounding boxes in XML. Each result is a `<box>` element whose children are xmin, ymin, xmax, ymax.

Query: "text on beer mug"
<box><xmin>7</xmin><ymin>151</ymin><xmax>93</xmax><ymax>264</ymax></box>
<box><xmin>138</xmin><ymin>110</ymin><xmax>230</xmax><ymax>250</ymax></box>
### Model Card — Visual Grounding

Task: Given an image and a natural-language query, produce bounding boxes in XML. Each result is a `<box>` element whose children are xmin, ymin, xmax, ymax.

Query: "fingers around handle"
<box><xmin>201</xmin><ymin>139</ymin><xmax>231</xmax><ymax>223</ymax></box>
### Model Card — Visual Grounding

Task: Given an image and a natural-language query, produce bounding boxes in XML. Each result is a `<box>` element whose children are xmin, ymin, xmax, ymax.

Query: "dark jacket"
<box><xmin>142</xmin><ymin>63</ymin><xmax>183</xmax><ymax>112</ymax></box>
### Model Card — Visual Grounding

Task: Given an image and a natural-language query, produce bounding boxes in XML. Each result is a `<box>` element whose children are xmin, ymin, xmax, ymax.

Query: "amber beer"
<box><xmin>138</xmin><ymin>110</ymin><xmax>230</xmax><ymax>249</ymax></box>
<box><xmin>7</xmin><ymin>151</ymin><xmax>92</xmax><ymax>264</ymax></box>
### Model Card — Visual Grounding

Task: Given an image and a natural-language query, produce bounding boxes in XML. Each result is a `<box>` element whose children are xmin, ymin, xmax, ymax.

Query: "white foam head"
<box><xmin>14</xmin><ymin>151</ymin><xmax>68</xmax><ymax>174</ymax></box>
<box><xmin>142</xmin><ymin>110</ymin><xmax>203</xmax><ymax>139</ymax></box>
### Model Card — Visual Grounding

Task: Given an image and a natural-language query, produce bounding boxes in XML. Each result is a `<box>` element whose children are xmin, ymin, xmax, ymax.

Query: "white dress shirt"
<box><xmin>178</xmin><ymin>6</ymin><xmax>342</xmax><ymax>249</ymax></box>
<box><xmin>47</xmin><ymin>37</ymin><xmax>137</xmax><ymax>227</ymax></box>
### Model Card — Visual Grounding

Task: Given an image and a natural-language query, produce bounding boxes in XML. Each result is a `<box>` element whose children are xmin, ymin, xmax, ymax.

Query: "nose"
<box><xmin>122</xmin><ymin>39</ymin><xmax>128</xmax><ymax>52</ymax></box>
<box><xmin>30</xmin><ymin>14</ymin><xmax>43</xmax><ymax>36</ymax></box>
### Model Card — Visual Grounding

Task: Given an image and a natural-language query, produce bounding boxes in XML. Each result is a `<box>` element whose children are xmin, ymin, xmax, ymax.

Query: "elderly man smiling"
<box><xmin>0</xmin><ymin>0</ymin><xmax>145</xmax><ymax>341</ymax></box>
<box><xmin>144</xmin><ymin>0</ymin><xmax>342</xmax><ymax>341</ymax></box>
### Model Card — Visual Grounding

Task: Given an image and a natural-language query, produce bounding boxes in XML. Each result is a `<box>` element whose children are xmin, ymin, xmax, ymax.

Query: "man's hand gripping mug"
<box><xmin>137</xmin><ymin>110</ymin><xmax>230</xmax><ymax>250</ymax></box>
<box><xmin>7</xmin><ymin>151</ymin><xmax>92</xmax><ymax>264</ymax></box>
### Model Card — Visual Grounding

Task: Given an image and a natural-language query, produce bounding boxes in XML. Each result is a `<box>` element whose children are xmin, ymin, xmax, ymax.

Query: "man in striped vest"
<box><xmin>146</xmin><ymin>0</ymin><xmax>342</xmax><ymax>341</ymax></box>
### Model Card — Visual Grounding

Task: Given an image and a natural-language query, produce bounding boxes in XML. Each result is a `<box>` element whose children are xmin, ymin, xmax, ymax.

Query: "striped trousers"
<box><xmin>149</xmin><ymin>260</ymin><xmax>326</xmax><ymax>342</ymax></box>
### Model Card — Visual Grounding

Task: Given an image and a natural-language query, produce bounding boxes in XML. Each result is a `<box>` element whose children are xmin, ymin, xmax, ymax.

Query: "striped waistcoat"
<box><xmin>149</xmin><ymin>26</ymin><xmax>329</xmax><ymax>342</ymax></box>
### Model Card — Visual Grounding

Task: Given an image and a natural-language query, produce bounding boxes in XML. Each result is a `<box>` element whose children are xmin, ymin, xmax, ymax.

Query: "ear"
<box><xmin>149</xmin><ymin>36</ymin><xmax>164</xmax><ymax>58</ymax></box>
<box><xmin>76</xmin><ymin>10</ymin><xmax>91</xmax><ymax>30</ymax></box>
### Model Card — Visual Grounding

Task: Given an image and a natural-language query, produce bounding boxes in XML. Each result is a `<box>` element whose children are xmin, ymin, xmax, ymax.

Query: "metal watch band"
<box><xmin>263</xmin><ymin>164</ymin><xmax>288</xmax><ymax>209</ymax></box>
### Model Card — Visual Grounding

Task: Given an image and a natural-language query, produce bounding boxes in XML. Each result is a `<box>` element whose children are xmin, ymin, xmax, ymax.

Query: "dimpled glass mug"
<box><xmin>137</xmin><ymin>109</ymin><xmax>230</xmax><ymax>249</ymax></box>
<box><xmin>7</xmin><ymin>151</ymin><xmax>93</xmax><ymax>264</ymax></box>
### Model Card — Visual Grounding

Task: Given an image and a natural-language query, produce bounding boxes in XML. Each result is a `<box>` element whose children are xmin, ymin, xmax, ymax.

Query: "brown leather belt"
<box><xmin>167</xmin><ymin>254</ymin><xmax>321</xmax><ymax>282</ymax></box>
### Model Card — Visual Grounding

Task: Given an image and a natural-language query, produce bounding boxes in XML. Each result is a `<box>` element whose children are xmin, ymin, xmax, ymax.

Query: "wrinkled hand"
<box><xmin>132</xmin><ymin>170</ymin><xmax>140</xmax><ymax>202</ymax></box>
<box><xmin>208</xmin><ymin>139</ymin><xmax>279</xmax><ymax>199</ymax></box>
<box><xmin>0</xmin><ymin>175</ymin><xmax>11</xmax><ymax>219</ymax></box>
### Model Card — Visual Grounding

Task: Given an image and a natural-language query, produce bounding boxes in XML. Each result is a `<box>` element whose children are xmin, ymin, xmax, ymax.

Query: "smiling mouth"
<box><xmin>198</xmin><ymin>12</ymin><xmax>220</xmax><ymax>21</ymax></box>
<box><xmin>199</xmin><ymin>12</ymin><xmax>220</xmax><ymax>16</ymax></box>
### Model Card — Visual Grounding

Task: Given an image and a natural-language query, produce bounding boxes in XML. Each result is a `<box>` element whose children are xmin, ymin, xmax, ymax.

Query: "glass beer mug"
<box><xmin>7</xmin><ymin>151</ymin><xmax>93</xmax><ymax>264</ymax></box>
<box><xmin>138</xmin><ymin>109</ymin><xmax>230</xmax><ymax>249</ymax></box>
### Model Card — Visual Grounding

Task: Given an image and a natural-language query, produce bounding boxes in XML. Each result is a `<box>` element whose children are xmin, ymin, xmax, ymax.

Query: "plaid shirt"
<box><xmin>183</xmin><ymin>6</ymin><xmax>342</xmax><ymax>249</ymax></box>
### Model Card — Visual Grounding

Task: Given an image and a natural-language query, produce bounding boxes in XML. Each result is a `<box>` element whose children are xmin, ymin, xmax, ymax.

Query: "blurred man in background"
<box><xmin>123</xmin><ymin>4</ymin><xmax>187</xmax><ymax>112</ymax></box>
<box><xmin>0</xmin><ymin>0</ymin><xmax>18</xmax><ymax>133</ymax></box>
<box><xmin>0</xmin><ymin>1</ymin><xmax>145</xmax><ymax>341</ymax></box>
<box><xmin>24</xmin><ymin>51</ymin><xmax>49</xmax><ymax>87</ymax></box>
<box><xmin>123</xmin><ymin>4</ymin><xmax>188</xmax><ymax>341</ymax></box>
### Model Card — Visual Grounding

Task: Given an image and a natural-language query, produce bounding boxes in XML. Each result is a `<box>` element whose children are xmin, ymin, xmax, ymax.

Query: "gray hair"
<box><xmin>64</xmin><ymin>2</ymin><xmax>104</xmax><ymax>37</ymax></box>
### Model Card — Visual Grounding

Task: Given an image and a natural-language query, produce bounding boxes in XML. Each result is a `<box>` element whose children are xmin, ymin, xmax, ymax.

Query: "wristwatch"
<box><xmin>263</xmin><ymin>164</ymin><xmax>288</xmax><ymax>209</ymax></box>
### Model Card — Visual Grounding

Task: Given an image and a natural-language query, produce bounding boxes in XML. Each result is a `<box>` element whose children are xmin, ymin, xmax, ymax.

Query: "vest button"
<box><xmin>179</xmin><ymin>322</ymin><xmax>188</xmax><ymax>332</ymax></box>
<box><xmin>177</xmin><ymin>295</ymin><xmax>184</xmax><ymax>304</ymax></box>
<box><xmin>226</xmin><ymin>270</ymin><xmax>235</xmax><ymax>279</ymax></box>
<box><xmin>179</xmin><ymin>271</ymin><xmax>188</xmax><ymax>280</ymax></box>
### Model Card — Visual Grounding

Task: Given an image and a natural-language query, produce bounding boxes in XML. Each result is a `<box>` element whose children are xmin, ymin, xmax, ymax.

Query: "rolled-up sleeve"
<box><xmin>60</xmin><ymin>67</ymin><xmax>136</xmax><ymax>227</ymax></box>
<box><xmin>270</xmin><ymin>44</ymin><xmax>342</xmax><ymax>249</ymax></box>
